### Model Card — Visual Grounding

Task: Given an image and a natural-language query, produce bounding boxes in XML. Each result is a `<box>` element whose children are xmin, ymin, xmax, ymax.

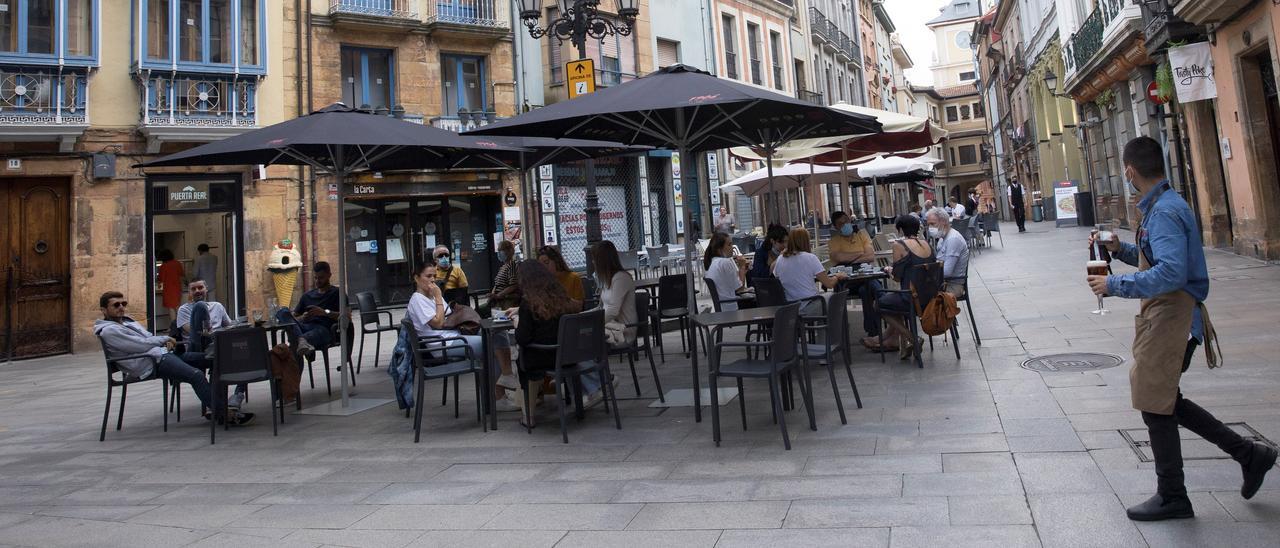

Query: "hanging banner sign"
<box><xmin>1167</xmin><ymin>42</ymin><xmax>1216</xmax><ymax>102</ymax></box>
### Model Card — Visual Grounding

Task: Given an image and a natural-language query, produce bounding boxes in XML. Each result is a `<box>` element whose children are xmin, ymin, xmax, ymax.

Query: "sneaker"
<box><xmin>226</xmin><ymin>391</ymin><xmax>246</xmax><ymax>410</ymax></box>
<box><xmin>297</xmin><ymin>339</ymin><xmax>316</xmax><ymax>361</ymax></box>
<box><xmin>584</xmin><ymin>390</ymin><xmax>605</xmax><ymax>409</ymax></box>
<box><xmin>496</xmin><ymin>374</ymin><xmax>520</xmax><ymax>391</ymax></box>
<box><xmin>229</xmin><ymin>412</ymin><xmax>255</xmax><ymax>427</ymax></box>
<box><xmin>494</xmin><ymin>395</ymin><xmax>522</xmax><ymax>413</ymax></box>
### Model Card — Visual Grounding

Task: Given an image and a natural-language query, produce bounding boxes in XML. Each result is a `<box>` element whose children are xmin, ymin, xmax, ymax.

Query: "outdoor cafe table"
<box><xmin>688</xmin><ymin>305</ymin><xmax>784</xmax><ymax>423</ymax></box>
<box><xmin>477</xmin><ymin>317</ymin><xmax>509</xmax><ymax>431</ymax></box>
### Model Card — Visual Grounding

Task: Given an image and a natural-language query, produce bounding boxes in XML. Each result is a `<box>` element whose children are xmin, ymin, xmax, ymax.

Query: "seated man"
<box><xmin>94</xmin><ymin>291</ymin><xmax>252</xmax><ymax>425</ymax></box>
<box><xmin>275</xmin><ymin>261</ymin><xmax>347</xmax><ymax>361</ymax></box>
<box><xmin>927</xmin><ymin>207</ymin><xmax>970</xmax><ymax>298</ymax></box>
<box><xmin>748</xmin><ymin>224</ymin><xmax>788</xmax><ymax>286</ymax></box>
<box><xmin>827</xmin><ymin>211</ymin><xmax>883</xmax><ymax>343</ymax></box>
<box><xmin>176</xmin><ymin>278</ymin><xmax>248</xmax><ymax>409</ymax></box>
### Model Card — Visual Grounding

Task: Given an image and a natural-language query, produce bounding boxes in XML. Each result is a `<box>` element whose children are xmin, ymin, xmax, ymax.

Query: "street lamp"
<box><xmin>517</xmin><ymin>0</ymin><xmax>640</xmax><ymax>248</ymax></box>
<box><xmin>1043</xmin><ymin>68</ymin><xmax>1070</xmax><ymax>98</ymax></box>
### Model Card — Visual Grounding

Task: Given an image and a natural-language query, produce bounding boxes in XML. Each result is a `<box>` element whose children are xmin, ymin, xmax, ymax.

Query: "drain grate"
<box><xmin>1119</xmin><ymin>422</ymin><xmax>1277</xmax><ymax>463</ymax></box>
<box><xmin>1020</xmin><ymin>352</ymin><xmax>1125</xmax><ymax>373</ymax></box>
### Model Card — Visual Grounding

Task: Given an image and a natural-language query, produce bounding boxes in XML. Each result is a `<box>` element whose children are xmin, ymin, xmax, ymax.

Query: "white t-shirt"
<box><xmin>951</xmin><ymin>203</ymin><xmax>967</xmax><ymax>219</ymax></box>
<box><xmin>772</xmin><ymin>251</ymin><xmax>825</xmax><ymax>302</ymax></box>
<box><xmin>175</xmin><ymin>300</ymin><xmax>232</xmax><ymax>331</ymax></box>
<box><xmin>407</xmin><ymin>292</ymin><xmax>459</xmax><ymax>340</ymax></box>
<box><xmin>706</xmin><ymin>256</ymin><xmax>743</xmax><ymax>311</ymax></box>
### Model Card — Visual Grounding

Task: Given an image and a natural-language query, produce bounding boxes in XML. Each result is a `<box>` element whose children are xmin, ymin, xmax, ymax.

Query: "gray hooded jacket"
<box><xmin>93</xmin><ymin>317</ymin><xmax>168</xmax><ymax>379</ymax></box>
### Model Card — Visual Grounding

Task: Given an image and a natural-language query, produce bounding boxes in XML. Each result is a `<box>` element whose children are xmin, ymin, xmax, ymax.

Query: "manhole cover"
<box><xmin>1020</xmin><ymin>352</ymin><xmax>1125</xmax><ymax>373</ymax></box>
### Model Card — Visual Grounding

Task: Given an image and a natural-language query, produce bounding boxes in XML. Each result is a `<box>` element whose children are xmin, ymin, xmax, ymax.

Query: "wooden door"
<box><xmin>2</xmin><ymin>178</ymin><xmax>71</xmax><ymax>359</ymax></box>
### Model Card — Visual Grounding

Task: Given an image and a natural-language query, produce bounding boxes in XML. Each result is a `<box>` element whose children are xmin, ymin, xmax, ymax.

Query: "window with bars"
<box><xmin>769</xmin><ymin>30</ymin><xmax>783</xmax><ymax>90</ymax></box>
<box><xmin>722</xmin><ymin>14</ymin><xmax>737</xmax><ymax>80</ymax></box>
<box><xmin>747</xmin><ymin>22</ymin><xmax>761</xmax><ymax>85</ymax></box>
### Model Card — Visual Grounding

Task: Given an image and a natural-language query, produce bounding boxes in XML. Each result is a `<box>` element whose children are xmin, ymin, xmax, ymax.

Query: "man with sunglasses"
<box><xmin>94</xmin><ymin>291</ymin><xmax>253</xmax><ymax>425</ymax></box>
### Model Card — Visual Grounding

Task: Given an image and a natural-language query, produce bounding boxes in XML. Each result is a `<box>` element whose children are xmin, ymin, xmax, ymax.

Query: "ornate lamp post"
<box><xmin>518</xmin><ymin>0</ymin><xmax>639</xmax><ymax>247</ymax></box>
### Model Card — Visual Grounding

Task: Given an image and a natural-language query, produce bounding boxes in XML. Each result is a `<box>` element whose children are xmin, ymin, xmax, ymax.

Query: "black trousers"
<box><xmin>1012</xmin><ymin>205</ymin><xmax>1026</xmax><ymax>231</ymax></box>
<box><xmin>1142</xmin><ymin>340</ymin><xmax>1254</xmax><ymax>498</ymax></box>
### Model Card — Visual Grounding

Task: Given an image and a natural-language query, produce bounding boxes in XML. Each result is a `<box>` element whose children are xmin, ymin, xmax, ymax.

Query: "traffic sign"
<box><xmin>566</xmin><ymin>59</ymin><xmax>596</xmax><ymax>99</ymax></box>
<box><xmin>1147</xmin><ymin>81</ymin><xmax>1166</xmax><ymax>105</ymax></box>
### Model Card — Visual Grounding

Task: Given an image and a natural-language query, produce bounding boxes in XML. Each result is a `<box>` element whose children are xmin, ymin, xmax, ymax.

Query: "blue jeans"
<box><xmin>155</xmin><ymin>353</ymin><xmax>212</xmax><ymax>411</ymax></box>
<box><xmin>274</xmin><ymin>308</ymin><xmax>333</xmax><ymax>348</ymax></box>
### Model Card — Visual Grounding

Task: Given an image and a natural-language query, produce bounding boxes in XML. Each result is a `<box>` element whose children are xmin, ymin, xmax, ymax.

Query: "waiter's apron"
<box><xmin>1129</xmin><ymin>245</ymin><xmax>1195</xmax><ymax>415</ymax></box>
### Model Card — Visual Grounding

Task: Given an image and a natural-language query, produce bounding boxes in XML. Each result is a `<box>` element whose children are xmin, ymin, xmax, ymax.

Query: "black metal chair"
<box><xmin>355</xmin><ymin>291</ymin><xmax>397</xmax><ymax>373</ymax></box>
<box><xmin>875</xmin><ymin>260</ymin><xmax>948</xmax><ymax>368</ymax></box>
<box><xmin>521</xmin><ymin>308</ymin><xmax>622</xmax><ymax>444</ymax></box>
<box><xmin>209</xmin><ymin>326</ymin><xmax>283</xmax><ymax>444</ymax></box>
<box><xmin>441</xmin><ymin>287</ymin><xmax>470</xmax><ymax>307</ymax></box>
<box><xmin>649</xmin><ymin>274</ymin><xmax>690</xmax><ymax>362</ymax></box>
<box><xmin>607</xmin><ymin>291</ymin><xmax>664</xmax><ymax>402</ymax></box>
<box><xmin>98</xmin><ymin>339</ymin><xmax>178</xmax><ymax>442</ymax></box>
<box><xmin>315</xmin><ymin>319</ymin><xmax>356</xmax><ymax>395</ymax></box>
<box><xmin>799</xmin><ymin>290</ymin><xmax>862</xmax><ymax>425</ymax></box>
<box><xmin>946</xmin><ymin>255</ymin><xmax>980</xmax><ymax>346</ymax></box>
<box><xmin>708</xmin><ymin>302</ymin><xmax>813</xmax><ymax>450</ymax></box>
<box><xmin>399</xmin><ymin>318</ymin><xmax>484</xmax><ymax>443</ymax></box>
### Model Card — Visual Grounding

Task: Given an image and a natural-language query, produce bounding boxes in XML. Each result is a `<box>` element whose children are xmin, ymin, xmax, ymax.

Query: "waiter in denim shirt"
<box><xmin>1088</xmin><ymin>137</ymin><xmax>1275</xmax><ymax>522</ymax></box>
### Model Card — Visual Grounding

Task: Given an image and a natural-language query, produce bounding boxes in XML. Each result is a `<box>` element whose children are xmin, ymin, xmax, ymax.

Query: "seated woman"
<box><xmin>870</xmin><ymin>214</ymin><xmax>936</xmax><ymax>358</ymax></box>
<box><xmin>512</xmin><ymin>261</ymin><xmax>584</xmax><ymax>428</ymax></box>
<box><xmin>537</xmin><ymin>245</ymin><xmax>585</xmax><ymax>303</ymax></box>
<box><xmin>407</xmin><ymin>261</ymin><xmax>518</xmax><ymax>411</ymax></box>
<box><xmin>772</xmin><ymin>227</ymin><xmax>847</xmax><ymax>315</ymax></box>
<box><xmin>703</xmin><ymin>231</ymin><xmax>750</xmax><ymax>311</ymax></box>
<box><xmin>486</xmin><ymin>240</ymin><xmax>520</xmax><ymax>409</ymax></box>
<box><xmin>748</xmin><ymin>224</ymin><xmax>789</xmax><ymax>286</ymax></box>
<box><xmin>584</xmin><ymin>241</ymin><xmax>635</xmax><ymax>406</ymax></box>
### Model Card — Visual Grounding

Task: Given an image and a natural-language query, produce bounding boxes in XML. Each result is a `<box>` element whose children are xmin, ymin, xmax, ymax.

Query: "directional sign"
<box><xmin>566</xmin><ymin>59</ymin><xmax>596</xmax><ymax>99</ymax></box>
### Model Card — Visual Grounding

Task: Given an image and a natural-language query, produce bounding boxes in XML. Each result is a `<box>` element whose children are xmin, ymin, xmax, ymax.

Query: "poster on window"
<box><xmin>542</xmin><ymin>214</ymin><xmax>558</xmax><ymax>245</ymax></box>
<box><xmin>556</xmin><ymin>185</ymin><xmax>631</xmax><ymax>270</ymax></box>
<box><xmin>675</xmin><ymin>206</ymin><xmax>685</xmax><ymax>235</ymax></box>
<box><xmin>1167</xmin><ymin>42</ymin><xmax>1216</xmax><ymax>102</ymax></box>
<box><xmin>1053</xmin><ymin>180</ymin><xmax>1079</xmax><ymax>227</ymax></box>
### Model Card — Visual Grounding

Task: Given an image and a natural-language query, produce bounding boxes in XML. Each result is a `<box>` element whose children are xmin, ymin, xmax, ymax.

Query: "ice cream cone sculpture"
<box><xmin>267</xmin><ymin>239</ymin><xmax>304</xmax><ymax>307</ymax></box>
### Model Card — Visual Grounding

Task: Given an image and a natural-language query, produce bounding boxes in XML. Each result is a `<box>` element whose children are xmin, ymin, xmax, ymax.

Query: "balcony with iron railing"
<box><xmin>836</xmin><ymin>31</ymin><xmax>854</xmax><ymax>62</ymax></box>
<box><xmin>1062</xmin><ymin>0</ymin><xmax>1138</xmax><ymax>77</ymax></box>
<box><xmin>328</xmin><ymin>0</ymin><xmax>419</xmax><ymax>29</ymax></box>
<box><xmin>430</xmin><ymin>109</ymin><xmax>502</xmax><ymax>132</ymax></box>
<box><xmin>426</xmin><ymin>0</ymin><xmax>510</xmax><ymax>35</ymax></box>
<box><xmin>809</xmin><ymin>7</ymin><xmax>834</xmax><ymax>46</ymax></box>
<box><xmin>138</xmin><ymin>72</ymin><xmax>258</xmax><ymax>152</ymax></box>
<box><xmin>725</xmin><ymin>51</ymin><xmax>739</xmax><ymax>80</ymax></box>
<box><xmin>798</xmin><ymin>89</ymin><xmax>824</xmax><ymax>105</ymax></box>
<box><xmin>0</xmin><ymin>66</ymin><xmax>89</xmax><ymax>151</ymax></box>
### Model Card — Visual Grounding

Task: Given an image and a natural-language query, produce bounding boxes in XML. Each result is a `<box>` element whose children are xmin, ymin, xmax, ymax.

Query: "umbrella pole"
<box><xmin>335</xmin><ymin>156</ymin><xmax>351</xmax><ymax>408</ymax></box>
<box><xmin>871</xmin><ymin>176</ymin><xmax>880</xmax><ymax>231</ymax></box>
<box><xmin>841</xmin><ymin>146</ymin><xmax>851</xmax><ymax>217</ymax></box>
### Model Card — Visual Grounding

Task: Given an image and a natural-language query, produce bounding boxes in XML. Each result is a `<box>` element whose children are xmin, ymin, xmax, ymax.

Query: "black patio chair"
<box><xmin>312</xmin><ymin>319</ymin><xmax>356</xmax><ymax>396</ymax></box>
<box><xmin>209</xmin><ymin>326</ymin><xmax>283</xmax><ymax>444</ymax></box>
<box><xmin>97</xmin><ymin>338</ymin><xmax>179</xmax><ymax>442</ymax></box>
<box><xmin>400</xmin><ymin>318</ymin><xmax>484</xmax><ymax>443</ymax></box>
<box><xmin>521</xmin><ymin>308</ymin><xmax>622</xmax><ymax>443</ymax></box>
<box><xmin>799</xmin><ymin>290</ymin><xmax>862</xmax><ymax>425</ymax></box>
<box><xmin>708</xmin><ymin>302</ymin><xmax>813</xmax><ymax>450</ymax></box>
<box><xmin>946</xmin><ymin>274</ymin><xmax>979</xmax><ymax>347</ymax></box>
<box><xmin>607</xmin><ymin>291</ymin><xmax>664</xmax><ymax>402</ymax></box>
<box><xmin>875</xmin><ymin>260</ymin><xmax>947</xmax><ymax>368</ymax></box>
<box><xmin>649</xmin><ymin>274</ymin><xmax>690</xmax><ymax>362</ymax></box>
<box><xmin>355</xmin><ymin>291</ymin><xmax>397</xmax><ymax>373</ymax></box>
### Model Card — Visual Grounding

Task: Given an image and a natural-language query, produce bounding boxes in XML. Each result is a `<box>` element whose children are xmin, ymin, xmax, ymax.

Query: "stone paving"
<box><xmin>1</xmin><ymin>221</ymin><xmax>1278</xmax><ymax>547</ymax></box>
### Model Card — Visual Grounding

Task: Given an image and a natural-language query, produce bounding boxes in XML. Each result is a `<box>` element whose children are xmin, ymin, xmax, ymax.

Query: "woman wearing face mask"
<box><xmin>748</xmin><ymin>224</ymin><xmax>789</xmax><ymax>286</ymax></box>
<box><xmin>433</xmin><ymin>246</ymin><xmax>468</xmax><ymax>291</ymax></box>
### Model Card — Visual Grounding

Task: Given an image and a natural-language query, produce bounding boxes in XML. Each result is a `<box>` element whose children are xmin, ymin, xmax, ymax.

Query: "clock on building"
<box><xmin>955</xmin><ymin>30</ymin><xmax>972</xmax><ymax>48</ymax></box>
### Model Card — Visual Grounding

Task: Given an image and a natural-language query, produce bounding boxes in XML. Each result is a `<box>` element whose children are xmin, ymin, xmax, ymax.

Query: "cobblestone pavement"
<box><xmin>1</xmin><ymin>222</ymin><xmax>1277</xmax><ymax>547</ymax></box>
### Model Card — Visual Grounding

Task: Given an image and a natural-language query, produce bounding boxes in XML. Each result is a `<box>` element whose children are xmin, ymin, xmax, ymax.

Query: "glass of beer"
<box><xmin>1088</xmin><ymin>260</ymin><xmax>1110</xmax><ymax>315</ymax></box>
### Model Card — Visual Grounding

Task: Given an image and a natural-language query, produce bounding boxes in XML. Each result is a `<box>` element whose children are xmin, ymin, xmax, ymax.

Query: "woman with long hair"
<box><xmin>772</xmin><ymin>227</ymin><xmax>847</xmax><ymax>314</ymax></box>
<box><xmin>537</xmin><ymin>245</ymin><xmax>585</xmax><ymax>303</ymax></box>
<box><xmin>703</xmin><ymin>232</ymin><xmax>749</xmax><ymax>310</ymax></box>
<box><xmin>513</xmin><ymin>261</ymin><xmax>581</xmax><ymax>427</ymax></box>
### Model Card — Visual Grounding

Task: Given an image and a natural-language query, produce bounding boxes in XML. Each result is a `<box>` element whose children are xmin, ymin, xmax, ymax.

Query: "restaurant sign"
<box><xmin>344</xmin><ymin>180</ymin><xmax>501</xmax><ymax>198</ymax></box>
<box><xmin>168</xmin><ymin>183</ymin><xmax>210</xmax><ymax>210</ymax></box>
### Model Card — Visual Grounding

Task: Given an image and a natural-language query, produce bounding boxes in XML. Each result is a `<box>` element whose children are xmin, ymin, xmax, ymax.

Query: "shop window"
<box><xmin>442</xmin><ymin>54</ymin><xmax>485</xmax><ymax>115</ymax></box>
<box><xmin>139</xmin><ymin>0</ymin><xmax>264</xmax><ymax>70</ymax></box>
<box><xmin>0</xmin><ymin>0</ymin><xmax>96</xmax><ymax>61</ymax></box>
<box><xmin>341</xmin><ymin>46</ymin><xmax>394</xmax><ymax>110</ymax></box>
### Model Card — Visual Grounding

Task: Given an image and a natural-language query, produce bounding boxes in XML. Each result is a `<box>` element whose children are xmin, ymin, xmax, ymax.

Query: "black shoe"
<box><xmin>1126</xmin><ymin>494</ymin><xmax>1194</xmax><ymax>521</ymax></box>
<box><xmin>1242</xmin><ymin>442</ymin><xmax>1278</xmax><ymax>500</ymax></box>
<box><xmin>229</xmin><ymin>412</ymin><xmax>256</xmax><ymax>427</ymax></box>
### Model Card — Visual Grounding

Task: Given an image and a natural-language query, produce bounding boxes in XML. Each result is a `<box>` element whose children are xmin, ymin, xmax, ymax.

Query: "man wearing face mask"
<box><xmin>828</xmin><ymin>211</ymin><xmax>883</xmax><ymax>344</ymax></box>
<box><xmin>926</xmin><ymin>208</ymin><xmax>969</xmax><ymax>298</ymax></box>
<box><xmin>1088</xmin><ymin>137</ymin><xmax>1274</xmax><ymax>521</ymax></box>
<box><xmin>433</xmin><ymin>245</ymin><xmax>468</xmax><ymax>292</ymax></box>
<box><xmin>748</xmin><ymin>224</ymin><xmax>788</xmax><ymax>286</ymax></box>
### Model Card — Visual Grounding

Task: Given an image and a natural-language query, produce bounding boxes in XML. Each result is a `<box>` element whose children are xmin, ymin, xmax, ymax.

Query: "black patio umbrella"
<box><xmin>467</xmin><ymin>64</ymin><xmax>882</xmax><ymax>328</ymax></box>
<box><xmin>139</xmin><ymin>103</ymin><xmax>531</xmax><ymax>411</ymax></box>
<box><xmin>370</xmin><ymin>135</ymin><xmax>650</xmax><ymax>172</ymax></box>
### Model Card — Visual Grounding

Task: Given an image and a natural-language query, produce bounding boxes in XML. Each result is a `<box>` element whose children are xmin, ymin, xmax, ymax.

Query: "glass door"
<box><xmin>447</xmin><ymin>196</ymin><xmax>497</xmax><ymax>292</ymax></box>
<box><xmin>378</xmin><ymin>201</ymin><xmax>414</xmax><ymax>303</ymax></box>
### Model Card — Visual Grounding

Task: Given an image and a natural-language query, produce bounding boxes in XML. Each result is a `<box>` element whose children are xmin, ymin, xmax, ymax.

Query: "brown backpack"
<box><xmin>919</xmin><ymin>291</ymin><xmax>960</xmax><ymax>336</ymax></box>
